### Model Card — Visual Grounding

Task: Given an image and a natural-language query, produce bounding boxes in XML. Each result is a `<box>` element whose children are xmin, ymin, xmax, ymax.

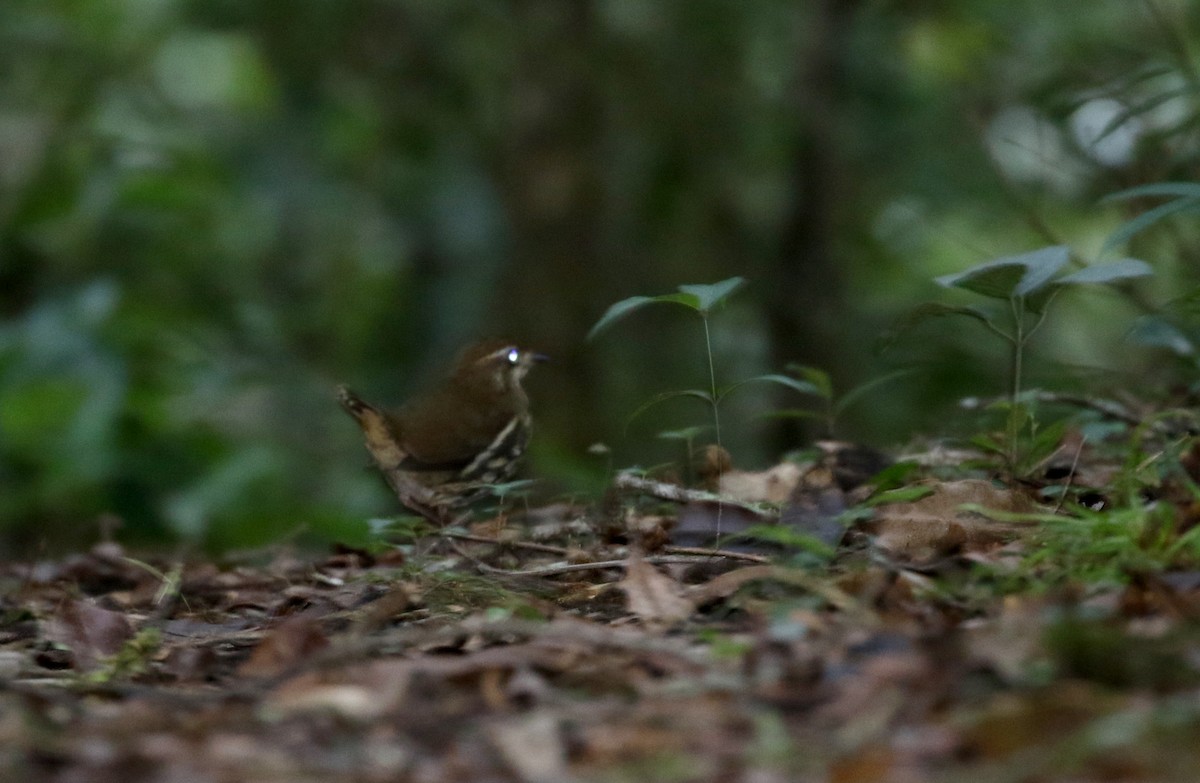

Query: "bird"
<box><xmin>337</xmin><ymin>339</ymin><xmax>546</xmax><ymax>522</ymax></box>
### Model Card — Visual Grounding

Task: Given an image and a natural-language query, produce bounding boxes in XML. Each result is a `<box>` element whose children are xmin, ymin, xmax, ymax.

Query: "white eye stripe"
<box><xmin>480</xmin><ymin>347</ymin><xmax>521</xmax><ymax>365</ymax></box>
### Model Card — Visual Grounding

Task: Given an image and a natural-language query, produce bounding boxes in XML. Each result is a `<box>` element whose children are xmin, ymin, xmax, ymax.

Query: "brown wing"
<box><xmin>395</xmin><ymin>386</ymin><xmax>517</xmax><ymax>468</ymax></box>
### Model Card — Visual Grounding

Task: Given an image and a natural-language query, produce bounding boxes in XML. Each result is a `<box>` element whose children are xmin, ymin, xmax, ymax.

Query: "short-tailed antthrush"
<box><xmin>337</xmin><ymin>339</ymin><xmax>546</xmax><ymax>521</ymax></box>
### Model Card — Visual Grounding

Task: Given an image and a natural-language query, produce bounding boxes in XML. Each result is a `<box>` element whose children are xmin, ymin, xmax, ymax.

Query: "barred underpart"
<box><xmin>459</xmin><ymin>413</ymin><xmax>531</xmax><ymax>484</ymax></box>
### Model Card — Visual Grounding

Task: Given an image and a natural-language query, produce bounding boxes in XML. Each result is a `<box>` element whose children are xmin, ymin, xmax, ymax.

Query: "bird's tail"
<box><xmin>336</xmin><ymin>385</ymin><xmax>407</xmax><ymax>471</ymax></box>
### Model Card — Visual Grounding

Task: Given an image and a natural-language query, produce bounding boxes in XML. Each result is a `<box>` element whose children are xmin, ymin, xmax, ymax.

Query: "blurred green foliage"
<box><xmin>1</xmin><ymin>1</ymin><xmax>1198</xmax><ymax>550</ymax></box>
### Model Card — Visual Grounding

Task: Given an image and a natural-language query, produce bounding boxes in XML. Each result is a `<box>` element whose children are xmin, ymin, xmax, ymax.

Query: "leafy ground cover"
<box><xmin>5</xmin><ymin>397</ymin><xmax>1200</xmax><ymax>782</ymax></box>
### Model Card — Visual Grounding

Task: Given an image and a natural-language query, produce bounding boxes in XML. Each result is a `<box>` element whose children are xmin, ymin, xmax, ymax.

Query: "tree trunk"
<box><xmin>768</xmin><ymin>0</ymin><xmax>860</xmax><ymax>450</ymax></box>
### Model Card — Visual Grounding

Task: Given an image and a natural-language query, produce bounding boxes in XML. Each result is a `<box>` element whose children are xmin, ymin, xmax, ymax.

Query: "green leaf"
<box><xmin>866</xmin><ymin>460</ymin><xmax>921</xmax><ymax>492</ymax></box>
<box><xmin>1126</xmin><ymin>315</ymin><xmax>1195</xmax><ymax>356</ymax></box>
<box><xmin>624</xmin><ymin>389</ymin><xmax>714</xmax><ymax>431</ymax></box>
<box><xmin>1025</xmin><ymin>277</ymin><xmax>1072</xmax><ymax>315</ymax></box>
<box><xmin>1101</xmin><ymin>195</ymin><xmax>1200</xmax><ymax>255</ymax></box>
<box><xmin>678</xmin><ymin>276</ymin><xmax>745</xmax><ymax>313</ymax></box>
<box><xmin>586</xmin><ymin>295</ymin><xmax>655</xmax><ymax>340</ymax></box>
<box><xmin>786</xmin><ymin>364</ymin><xmax>833</xmax><ymax>400</ymax></box>
<box><xmin>1102</xmin><ymin>182</ymin><xmax>1200</xmax><ymax>201</ymax></box>
<box><xmin>970</xmin><ymin>433</ymin><xmax>1006</xmax><ymax>456</ymax></box>
<box><xmin>1020</xmin><ymin>418</ymin><xmax>1068</xmax><ymax>468</ymax></box>
<box><xmin>1055</xmin><ymin>258</ymin><xmax>1152</xmax><ymax>286</ymax></box>
<box><xmin>907</xmin><ymin>302</ymin><xmax>997</xmax><ymax>326</ymax></box>
<box><xmin>1012</xmin><ymin>246</ymin><xmax>1071</xmax><ymax>295</ymax></box>
<box><xmin>652</xmin><ymin>292</ymin><xmax>703</xmax><ymax>309</ymax></box>
<box><xmin>719</xmin><ymin>373</ymin><xmax>824</xmax><ymax>402</ymax></box>
<box><xmin>878</xmin><ymin>302</ymin><xmax>1002</xmax><ymax>352</ymax></box>
<box><xmin>587</xmin><ymin>278</ymin><xmax>744</xmax><ymax>339</ymax></box>
<box><xmin>864</xmin><ymin>485</ymin><xmax>936</xmax><ymax>506</ymax></box>
<box><xmin>955</xmin><ymin>503</ymin><xmax>1063</xmax><ymax>525</ymax></box>
<box><xmin>936</xmin><ymin>246</ymin><xmax>1069</xmax><ymax>299</ymax></box>
<box><xmin>736</xmin><ymin>524</ymin><xmax>837</xmax><ymax>558</ymax></box>
<box><xmin>936</xmin><ymin>261</ymin><xmax>1027</xmax><ymax>299</ymax></box>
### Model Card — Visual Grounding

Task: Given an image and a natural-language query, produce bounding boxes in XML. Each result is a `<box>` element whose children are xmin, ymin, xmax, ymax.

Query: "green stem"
<box><xmin>1010</xmin><ymin>296</ymin><xmax>1024</xmax><ymax>404</ymax></box>
<box><xmin>702</xmin><ymin>316</ymin><xmax>724</xmax><ymax>540</ymax></box>
<box><xmin>1007</xmin><ymin>296</ymin><xmax>1025</xmax><ymax>474</ymax></box>
<box><xmin>702</xmin><ymin>316</ymin><xmax>722</xmax><ymax>451</ymax></box>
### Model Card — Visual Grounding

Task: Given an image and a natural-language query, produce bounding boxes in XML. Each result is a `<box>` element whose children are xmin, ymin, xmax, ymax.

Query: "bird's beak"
<box><xmin>531</xmin><ymin>352</ymin><xmax>550</xmax><ymax>363</ymax></box>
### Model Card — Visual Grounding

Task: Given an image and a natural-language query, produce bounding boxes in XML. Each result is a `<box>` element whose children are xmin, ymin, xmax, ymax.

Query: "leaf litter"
<box><xmin>5</xmin><ymin>427</ymin><xmax>1200</xmax><ymax>781</ymax></box>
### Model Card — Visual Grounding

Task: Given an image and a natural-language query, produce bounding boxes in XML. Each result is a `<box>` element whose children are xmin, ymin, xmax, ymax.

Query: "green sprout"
<box><xmin>906</xmin><ymin>245</ymin><xmax>1151</xmax><ymax>474</ymax></box>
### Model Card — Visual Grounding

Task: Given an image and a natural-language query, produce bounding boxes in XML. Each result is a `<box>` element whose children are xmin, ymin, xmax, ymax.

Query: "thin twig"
<box><xmin>473</xmin><ymin>554</ymin><xmax>739</xmax><ymax>578</ymax></box>
<box><xmin>443</xmin><ymin>532</ymin><xmax>571</xmax><ymax>556</ymax></box>
<box><xmin>1052</xmin><ymin>435</ymin><xmax>1087</xmax><ymax>515</ymax></box>
<box><xmin>613</xmin><ymin>473</ymin><xmax>772</xmax><ymax>517</ymax></box>
<box><xmin>662</xmin><ymin>545</ymin><xmax>769</xmax><ymax>563</ymax></box>
<box><xmin>446</xmin><ymin>532</ymin><xmax>768</xmax><ymax>565</ymax></box>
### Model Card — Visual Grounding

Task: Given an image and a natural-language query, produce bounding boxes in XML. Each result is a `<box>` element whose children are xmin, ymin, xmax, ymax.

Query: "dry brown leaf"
<box><xmin>351</xmin><ymin>583</ymin><xmax>420</xmax><ymax>634</ymax></box>
<box><xmin>717</xmin><ymin>462</ymin><xmax>804</xmax><ymax>503</ymax></box>
<box><xmin>238</xmin><ymin>614</ymin><xmax>329</xmax><ymax>678</ymax></box>
<box><xmin>267</xmin><ymin>659</ymin><xmax>412</xmax><ymax>721</ymax></box>
<box><xmin>686</xmin><ymin>565</ymin><xmax>861</xmax><ymax>616</ymax></box>
<box><xmin>618</xmin><ymin>549</ymin><xmax>694</xmax><ymax>625</ymax></box>
<box><xmin>673</xmin><ymin>501</ymin><xmax>768</xmax><ymax>544</ymax></box>
<box><xmin>43</xmin><ymin>598</ymin><xmax>134</xmax><ymax>671</ymax></box>
<box><xmin>869</xmin><ymin>479</ymin><xmax>1035</xmax><ymax>565</ymax></box>
<box><xmin>964</xmin><ymin>595</ymin><xmax>1047</xmax><ymax>683</ymax></box>
<box><xmin>489</xmin><ymin>713</ymin><xmax>569</xmax><ymax>783</ymax></box>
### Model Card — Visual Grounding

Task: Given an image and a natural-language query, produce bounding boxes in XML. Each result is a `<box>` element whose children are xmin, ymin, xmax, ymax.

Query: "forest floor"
<box><xmin>5</xmin><ymin>437</ymin><xmax>1200</xmax><ymax>782</ymax></box>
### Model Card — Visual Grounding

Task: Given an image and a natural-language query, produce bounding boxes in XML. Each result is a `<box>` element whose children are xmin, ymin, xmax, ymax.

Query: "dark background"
<box><xmin>1</xmin><ymin>1</ymin><xmax>1197</xmax><ymax>550</ymax></box>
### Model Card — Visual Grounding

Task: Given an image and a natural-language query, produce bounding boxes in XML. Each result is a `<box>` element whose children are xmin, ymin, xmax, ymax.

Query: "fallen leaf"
<box><xmin>672</xmin><ymin>501</ymin><xmax>766</xmax><ymax>545</ymax></box>
<box><xmin>267</xmin><ymin>659</ymin><xmax>411</xmax><ymax>721</ymax></box>
<box><xmin>686</xmin><ymin>565</ymin><xmax>860</xmax><ymax>615</ymax></box>
<box><xmin>238</xmin><ymin>614</ymin><xmax>329</xmax><ymax>678</ymax></box>
<box><xmin>489</xmin><ymin>713</ymin><xmax>569</xmax><ymax>783</ymax></box>
<box><xmin>869</xmin><ymin>479</ymin><xmax>1034</xmax><ymax>565</ymax></box>
<box><xmin>781</xmin><ymin>466</ymin><xmax>850</xmax><ymax>549</ymax></box>
<box><xmin>618</xmin><ymin>549</ymin><xmax>694</xmax><ymax>625</ymax></box>
<box><xmin>43</xmin><ymin>598</ymin><xmax>134</xmax><ymax>671</ymax></box>
<box><xmin>717</xmin><ymin>462</ymin><xmax>804</xmax><ymax>503</ymax></box>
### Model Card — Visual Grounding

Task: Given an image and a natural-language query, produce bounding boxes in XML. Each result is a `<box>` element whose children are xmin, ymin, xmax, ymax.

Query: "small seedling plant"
<box><xmin>589</xmin><ymin>277</ymin><xmax>814</xmax><ymax>538</ymax></box>
<box><xmin>769</xmin><ymin>364</ymin><xmax>915</xmax><ymax>438</ymax></box>
<box><xmin>918</xmin><ymin>245</ymin><xmax>1151</xmax><ymax>475</ymax></box>
<box><xmin>587</xmin><ymin>277</ymin><xmax>833</xmax><ymax>464</ymax></box>
<box><xmin>589</xmin><ymin>277</ymin><xmax>914</xmax><ymax>480</ymax></box>
<box><xmin>588</xmin><ymin>277</ymin><xmax>748</xmax><ymax>459</ymax></box>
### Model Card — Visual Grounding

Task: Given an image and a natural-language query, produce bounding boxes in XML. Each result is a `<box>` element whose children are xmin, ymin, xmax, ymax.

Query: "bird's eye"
<box><xmin>506</xmin><ymin>348</ymin><xmax>520</xmax><ymax>365</ymax></box>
